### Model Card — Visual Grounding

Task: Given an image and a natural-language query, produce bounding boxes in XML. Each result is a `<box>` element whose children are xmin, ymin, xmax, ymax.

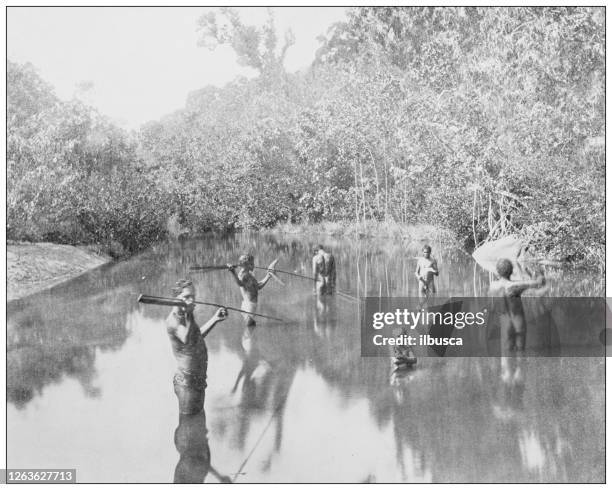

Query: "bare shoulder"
<box><xmin>488</xmin><ymin>280</ymin><xmax>505</xmax><ymax>297</ymax></box>
<box><xmin>166</xmin><ymin>311</ymin><xmax>180</xmax><ymax>333</ymax></box>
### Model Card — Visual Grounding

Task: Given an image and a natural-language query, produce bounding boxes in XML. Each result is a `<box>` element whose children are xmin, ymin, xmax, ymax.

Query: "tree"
<box><xmin>197</xmin><ymin>7</ymin><xmax>295</xmax><ymax>85</ymax></box>
<box><xmin>7</xmin><ymin>61</ymin><xmax>58</xmax><ymax>129</ymax></box>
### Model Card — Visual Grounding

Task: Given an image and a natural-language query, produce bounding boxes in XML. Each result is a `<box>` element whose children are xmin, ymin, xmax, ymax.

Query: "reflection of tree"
<box><xmin>7</xmin><ymin>302</ymin><xmax>127</xmax><ymax>407</ymax></box>
<box><xmin>7</xmin><ymin>343</ymin><xmax>104</xmax><ymax>401</ymax></box>
<box><xmin>5</xmin><ymin>256</ymin><xmax>158</xmax><ymax>408</ymax></box>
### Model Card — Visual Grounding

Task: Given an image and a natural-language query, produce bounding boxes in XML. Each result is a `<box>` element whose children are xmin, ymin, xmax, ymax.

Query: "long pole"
<box><xmin>190</xmin><ymin>264</ymin><xmax>310</xmax><ymax>280</ymax></box>
<box><xmin>190</xmin><ymin>264</ymin><xmax>285</xmax><ymax>285</ymax></box>
<box><xmin>190</xmin><ymin>265</ymin><xmax>230</xmax><ymax>271</ymax></box>
<box><xmin>190</xmin><ymin>265</ymin><xmax>360</xmax><ymax>301</ymax></box>
<box><xmin>137</xmin><ymin>294</ymin><xmax>287</xmax><ymax>322</ymax></box>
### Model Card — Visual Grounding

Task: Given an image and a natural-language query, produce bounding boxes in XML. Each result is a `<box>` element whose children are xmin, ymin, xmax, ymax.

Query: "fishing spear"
<box><xmin>190</xmin><ymin>259</ymin><xmax>286</xmax><ymax>286</ymax></box>
<box><xmin>137</xmin><ymin>294</ymin><xmax>287</xmax><ymax>322</ymax></box>
<box><xmin>190</xmin><ymin>263</ymin><xmax>359</xmax><ymax>302</ymax></box>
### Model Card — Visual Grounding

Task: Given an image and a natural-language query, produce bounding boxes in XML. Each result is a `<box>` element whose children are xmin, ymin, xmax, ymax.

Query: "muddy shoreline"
<box><xmin>7</xmin><ymin>241</ymin><xmax>111</xmax><ymax>302</ymax></box>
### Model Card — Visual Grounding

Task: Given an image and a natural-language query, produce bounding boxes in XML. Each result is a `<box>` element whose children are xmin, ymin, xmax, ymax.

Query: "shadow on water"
<box><xmin>6</xmin><ymin>232</ymin><xmax>605</xmax><ymax>482</ymax></box>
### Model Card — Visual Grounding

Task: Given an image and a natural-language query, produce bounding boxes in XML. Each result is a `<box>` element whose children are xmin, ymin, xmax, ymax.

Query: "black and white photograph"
<box><xmin>4</xmin><ymin>4</ymin><xmax>607</xmax><ymax>484</ymax></box>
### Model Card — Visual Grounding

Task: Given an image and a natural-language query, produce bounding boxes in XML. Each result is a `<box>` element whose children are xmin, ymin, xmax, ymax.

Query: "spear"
<box><xmin>191</xmin><ymin>263</ymin><xmax>311</xmax><ymax>281</ymax></box>
<box><xmin>137</xmin><ymin>294</ymin><xmax>287</xmax><ymax>322</ymax></box>
<box><xmin>190</xmin><ymin>260</ymin><xmax>285</xmax><ymax>286</ymax></box>
<box><xmin>256</xmin><ymin>269</ymin><xmax>359</xmax><ymax>302</ymax></box>
<box><xmin>190</xmin><ymin>263</ymin><xmax>360</xmax><ymax>301</ymax></box>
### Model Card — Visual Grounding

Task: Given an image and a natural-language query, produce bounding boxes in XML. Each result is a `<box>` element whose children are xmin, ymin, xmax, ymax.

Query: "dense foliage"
<box><xmin>7</xmin><ymin>7</ymin><xmax>604</xmax><ymax>264</ymax></box>
<box><xmin>7</xmin><ymin>61</ymin><xmax>166</xmax><ymax>256</ymax></box>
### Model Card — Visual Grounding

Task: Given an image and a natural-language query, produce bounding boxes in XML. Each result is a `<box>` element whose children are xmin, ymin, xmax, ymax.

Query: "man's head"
<box><xmin>496</xmin><ymin>258</ymin><xmax>513</xmax><ymax>279</ymax></box>
<box><xmin>172</xmin><ymin>279</ymin><xmax>196</xmax><ymax>303</ymax></box>
<box><xmin>422</xmin><ymin>245</ymin><xmax>432</xmax><ymax>258</ymax></box>
<box><xmin>238</xmin><ymin>254</ymin><xmax>255</xmax><ymax>271</ymax></box>
<box><xmin>314</xmin><ymin>244</ymin><xmax>324</xmax><ymax>256</ymax></box>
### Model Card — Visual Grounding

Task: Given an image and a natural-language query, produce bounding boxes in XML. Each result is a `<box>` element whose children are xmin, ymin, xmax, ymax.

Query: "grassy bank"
<box><xmin>7</xmin><ymin>241</ymin><xmax>111</xmax><ymax>302</ymax></box>
<box><xmin>270</xmin><ymin>220</ymin><xmax>457</xmax><ymax>245</ymax></box>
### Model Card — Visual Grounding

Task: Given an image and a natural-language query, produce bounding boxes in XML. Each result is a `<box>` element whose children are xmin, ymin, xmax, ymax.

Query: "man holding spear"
<box><xmin>138</xmin><ymin>278</ymin><xmax>287</xmax><ymax>411</ymax></box>
<box><xmin>166</xmin><ymin>279</ymin><xmax>228</xmax><ymax>414</ymax></box>
<box><xmin>227</xmin><ymin>254</ymin><xmax>277</xmax><ymax>327</ymax></box>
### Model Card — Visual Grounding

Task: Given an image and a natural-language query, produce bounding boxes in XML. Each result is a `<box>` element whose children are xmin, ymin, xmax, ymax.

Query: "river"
<box><xmin>7</xmin><ymin>232</ymin><xmax>605</xmax><ymax>483</ymax></box>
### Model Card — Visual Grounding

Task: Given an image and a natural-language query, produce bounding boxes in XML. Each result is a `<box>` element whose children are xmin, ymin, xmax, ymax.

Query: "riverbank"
<box><xmin>7</xmin><ymin>223</ymin><xmax>448</xmax><ymax>303</ymax></box>
<box><xmin>269</xmin><ymin>221</ymin><xmax>604</xmax><ymax>272</ymax></box>
<box><xmin>7</xmin><ymin>241</ymin><xmax>111</xmax><ymax>302</ymax></box>
<box><xmin>270</xmin><ymin>220</ymin><xmax>456</xmax><ymax>244</ymax></box>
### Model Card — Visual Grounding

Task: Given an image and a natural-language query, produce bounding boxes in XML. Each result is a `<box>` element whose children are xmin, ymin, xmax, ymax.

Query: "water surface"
<box><xmin>7</xmin><ymin>233</ymin><xmax>605</xmax><ymax>483</ymax></box>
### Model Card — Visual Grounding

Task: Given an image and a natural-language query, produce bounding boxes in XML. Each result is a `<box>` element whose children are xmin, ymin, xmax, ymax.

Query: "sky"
<box><xmin>7</xmin><ymin>6</ymin><xmax>348</xmax><ymax>129</ymax></box>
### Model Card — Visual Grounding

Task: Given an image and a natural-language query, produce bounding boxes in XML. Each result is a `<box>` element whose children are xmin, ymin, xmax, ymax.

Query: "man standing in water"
<box><xmin>415</xmin><ymin>245</ymin><xmax>439</xmax><ymax>298</ymax></box>
<box><xmin>489</xmin><ymin>258</ymin><xmax>546</xmax><ymax>351</ymax></box>
<box><xmin>393</xmin><ymin>245</ymin><xmax>438</xmax><ymax>370</ymax></box>
<box><xmin>227</xmin><ymin>254</ymin><xmax>273</xmax><ymax>327</ymax></box>
<box><xmin>312</xmin><ymin>244</ymin><xmax>336</xmax><ymax>296</ymax></box>
<box><xmin>166</xmin><ymin>279</ymin><xmax>228</xmax><ymax>414</ymax></box>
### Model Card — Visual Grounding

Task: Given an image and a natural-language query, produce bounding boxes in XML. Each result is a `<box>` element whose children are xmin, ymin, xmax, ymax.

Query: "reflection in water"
<box><xmin>7</xmin><ymin>233</ymin><xmax>605</xmax><ymax>483</ymax></box>
<box><xmin>371</xmin><ymin>356</ymin><xmax>601</xmax><ymax>482</ymax></box>
<box><xmin>491</xmin><ymin>356</ymin><xmax>562</xmax><ymax>481</ymax></box>
<box><xmin>228</xmin><ymin>322</ymin><xmax>299</xmax><ymax>465</ymax></box>
<box><xmin>314</xmin><ymin>292</ymin><xmax>337</xmax><ymax>339</ymax></box>
<box><xmin>233</xmin><ymin>325</ymin><xmax>272</xmax><ymax>402</ymax></box>
<box><xmin>173</xmin><ymin>395</ymin><xmax>232</xmax><ymax>483</ymax></box>
<box><xmin>7</xmin><ymin>279</ymin><xmax>139</xmax><ymax>407</ymax></box>
<box><xmin>497</xmin><ymin>356</ymin><xmax>527</xmax><ymax>416</ymax></box>
<box><xmin>174</xmin><ymin>409</ymin><xmax>211</xmax><ymax>483</ymax></box>
<box><xmin>6</xmin><ymin>246</ymin><xmax>175</xmax><ymax>408</ymax></box>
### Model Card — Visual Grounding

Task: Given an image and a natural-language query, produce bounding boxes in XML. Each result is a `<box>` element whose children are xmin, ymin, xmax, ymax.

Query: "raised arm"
<box><xmin>227</xmin><ymin>264</ymin><xmax>244</xmax><ymax>287</ymax></box>
<box><xmin>199</xmin><ymin>308</ymin><xmax>228</xmax><ymax>338</ymax></box>
<box><xmin>506</xmin><ymin>276</ymin><xmax>546</xmax><ymax>297</ymax></box>
<box><xmin>257</xmin><ymin>271</ymin><xmax>272</xmax><ymax>290</ymax></box>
